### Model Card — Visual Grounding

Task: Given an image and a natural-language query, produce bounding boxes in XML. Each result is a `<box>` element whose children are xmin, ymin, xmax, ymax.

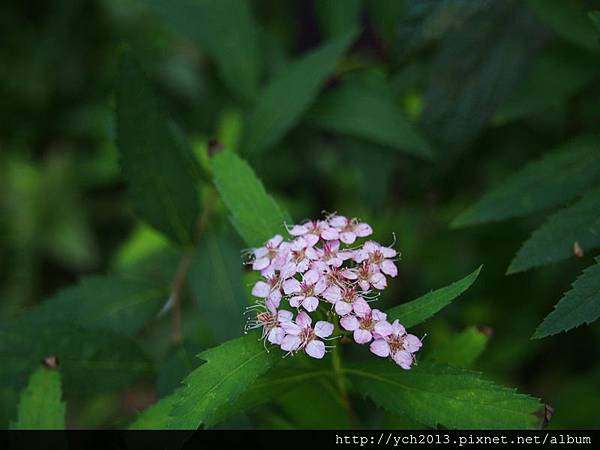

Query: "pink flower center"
<box><xmin>370</xmin><ymin>250</ymin><xmax>384</xmax><ymax>265</ymax></box>
<box><xmin>341</xmin><ymin>288</ymin><xmax>357</xmax><ymax>304</ymax></box>
<box><xmin>387</xmin><ymin>334</ymin><xmax>406</xmax><ymax>354</ymax></box>
<box><xmin>257</xmin><ymin>312</ymin><xmax>277</xmax><ymax>330</ymax></box>
<box><xmin>293</xmin><ymin>249</ymin><xmax>306</xmax><ymax>262</ymax></box>
<box><xmin>300</xmin><ymin>282</ymin><xmax>314</xmax><ymax>296</ymax></box>
<box><xmin>299</xmin><ymin>326</ymin><xmax>315</xmax><ymax>343</ymax></box>
<box><xmin>359</xmin><ymin>314</ymin><xmax>374</xmax><ymax>331</ymax></box>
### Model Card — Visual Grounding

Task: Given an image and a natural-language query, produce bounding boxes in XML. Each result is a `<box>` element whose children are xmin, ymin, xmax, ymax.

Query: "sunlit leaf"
<box><xmin>211</xmin><ymin>149</ymin><xmax>290</xmax><ymax>247</ymax></box>
<box><xmin>11</xmin><ymin>367</ymin><xmax>65</xmax><ymax>429</ymax></box>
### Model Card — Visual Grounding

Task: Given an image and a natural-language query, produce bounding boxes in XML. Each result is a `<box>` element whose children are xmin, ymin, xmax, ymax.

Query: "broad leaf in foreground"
<box><xmin>452</xmin><ymin>134</ymin><xmax>600</xmax><ymax>227</ymax></box>
<box><xmin>347</xmin><ymin>360</ymin><xmax>545</xmax><ymax>429</ymax></box>
<box><xmin>533</xmin><ymin>257</ymin><xmax>600</xmax><ymax>339</ymax></box>
<box><xmin>306</xmin><ymin>85</ymin><xmax>433</xmax><ymax>159</ymax></box>
<box><xmin>167</xmin><ymin>334</ymin><xmax>279</xmax><ymax>429</ymax></box>
<box><xmin>387</xmin><ymin>266</ymin><xmax>482</xmax><ymax>327</ymax></box>
<box><xmin>508</xmin><ymin>188</ymin><xmax>600</xmax><ymax>274</ymax></box>
<box><xmin>242</xmin><ymin>29</ymin><xmax>357</xmax><ymax>156</ymax></box>
<box><xmin>425</xmin><ymin>326</ymin><xmax>490</xmax><ymax>368</ymax></box>
<box><xmin>211</xmin><ymin>149</ymin><xmax>289</xmax><ymax>247</ymax></box>
<box><xmin>11</xmin><ymin>367</ymin><xmax>65</xmax><ymax>429</ymax></box>
<box><xmin>116</xmin><ymin>51</ymin><xmax>201</xmax><ymax>246</ymax></box>
<box><xmin>21</xmin><ymin>275</ymin><xmax>168</xmax><ymax>336</ymax></box>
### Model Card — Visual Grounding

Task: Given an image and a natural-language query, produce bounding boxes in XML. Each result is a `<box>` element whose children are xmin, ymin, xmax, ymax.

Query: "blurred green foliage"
<box><xmin>1</xmin><ymin>0</ymin><xmax>600</xmax><ymax>429</ymax></box>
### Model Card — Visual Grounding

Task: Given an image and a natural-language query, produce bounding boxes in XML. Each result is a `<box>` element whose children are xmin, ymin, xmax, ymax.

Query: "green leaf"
<box><xmin>306</xmin><ymin>85</ymin><xmax>433</xmax><ymax>159</ymax></box>
<box><xmin>116</xmin><ymin>50</ymin><xmax>201</xmax><ymax>246</ymax></box>
<box><xmin>0</xmin><ymin>322</ymin><xmax>152</xmax><ymax>396</ymax></box>
<box><xmin>387</xmin><ymin>266</ymin><xmax>482</xmax><ymax>327</ymax></box>
<box><xmin>421</xmin><ymin>3</ymin><xmax>542</xmax><ymax>154</ymax></box>
<box><xmin>167</xmin><ymin>334</ymin><xmax>279</xmax><ymax>429</ymax></box>
<box><xmin>494</xmin><ymin>46</ymin><xmax>599</xmax><ymax>125</ymax></box>
<box><xmin>211</xmin><ymin>149</ymin><xmax>290</xmax><ymax>247</ymax></box>
<box><xmin>533</xmin><ymin>257</ymin><xmax>600</xmax><ymax>339</ymax></box>
<box><xmin>129</xmin><ymin>392</ymin><xmax>179</xmax><ymax>429</ymax></box>
<box><xmin>21</xmin><ymin>275</ymin><xmax>168</xmax><ymax>336</ymax></box>
<box><xmin>527</xmin><ymin>0</ymin><xmax>599</xmax><ymax>52</ymax></box>
<box><xmin>315</xmin><ymin>0</ymin><xmax>362</xmax><ymax>38</ymax></box>
<box><xmin>188</xmin><ymin>229</ymin><xmax>247</xmax><ymax>342</ymax></box>
<box><xmin>452</xmin><ymin>134</ymin><xmax>600</xmax><ymax>227</ymax></box>
<box><xmin>143</xmin><ymin>0</ymin><xmax>261</xmax><ymax>100</ymax></box>
<box><xmin>591</xmin><ymin>11</ymin><xmax>600</xmax><ymax>33</ymax></box>
<box><xmin>11</xmin><ymin>368</ymin><xmax>65</xmax><ymax>429</ymax></box>
<box><xmin>242</xmin><ymin>29</ymin><xmax>358</xmax><ymax>156</ymax></box>
<box><xmin>508</xmin><ymin>187</ymin><xmax>600</xmax><ymax>274</ymax></box>
<box><xmin>426</xmin><ymin>326</ymin><xmax>490</xmax><ymax>368</ymax></box>
<box><xmin>347</xmin><ymin>360</ymin><xmax>545</xmax><ymax>429</ymax></box>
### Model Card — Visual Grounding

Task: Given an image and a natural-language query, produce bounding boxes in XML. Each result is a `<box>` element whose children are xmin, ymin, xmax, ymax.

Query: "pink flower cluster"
<box><xmin>245</xmin><ymin>214</ymin><xmax>422</xmax><ymax>369</ymax></box>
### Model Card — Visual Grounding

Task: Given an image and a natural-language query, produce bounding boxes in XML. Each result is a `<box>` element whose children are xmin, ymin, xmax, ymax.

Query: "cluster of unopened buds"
<box><xmin>245</xmin><ymin>214</ymin><xmax>422</xmax><ymax>369</ymax></box>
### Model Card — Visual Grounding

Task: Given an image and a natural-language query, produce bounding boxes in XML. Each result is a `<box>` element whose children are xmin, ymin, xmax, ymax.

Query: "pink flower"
<box><xmin>288</xmin><ymin>220</ymin><xmax>339</xmax><ymax>246</ymax></box>
<box><xmin>280</xmin><ymin>237</ymin><xmax>319</xmax><ymax>274</ymax></box>
<box><xmin>340</xmin><ymin>308</ymin><xmax>392</xmax><ymax>344</ymax></box>
<box><xmin>354</xmin><ymin>240</ymin><xmax>398</xmax><ymax>277</ymax></box>
<box><xmin>280</xmin><ymin>312</ymin><xmax>334</xmax><ymax>359</ymax></box>
<box><xmin>251</xmin><ymin>274</ymin><xmax>283</xmax><ymax>309</ymax></box>
<box><xmin>245</xmin><ymin>304</ymin><xmax>293</xmax><ymax>345</ymax></box>
<box><xmin>356</xmin><ymin>261</ymin><xmax>387</xmax><ymax>291</ymax></box>
<box><xmin>317</xmin><ymin>240</ymin><xmax>353</xmax><ymax>268</ymax></box>
<box><xmin>323</xmin><ymin>285</ymin><xmax>370</xmax><ymax>316</ymax></box>
<box><xmin>282</xmin><ymin>269</ymin><xmax>326</xmax><ymax>312</ymax></box>
<box><xmin>252</xmin><ymin>234</ymin><xmax>288</xmax><ymax>275</ymax></box>
<box><xmin>328</xmin><ymin>215</ymin><xmax>373</xmax><ymax>244</ymax></box>
<box><xmin>369</xmin><ymin>320</ymin><xmax>422</xmax><ymax>370</ymax></box>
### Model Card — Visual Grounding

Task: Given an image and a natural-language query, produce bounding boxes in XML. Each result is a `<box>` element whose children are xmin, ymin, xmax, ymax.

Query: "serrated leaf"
<box><xmin>116</xmin><ymin>51</ymin><xmax>200</xmax><ymax>246</ymax></box>
<box><xmin>509</xmin><ymin>187</ymin><xmax>600</xmax><ymax>274</ymax></box>
<box><xmin>494</xmin><ymin>46</ymin><xmax>599</xmax><ymax>125</ymax></box>
<box><xmin>315</xmin><ymin>0</ymin><xmax>362</xmax><ymax>38</ymax></box>
<box><xmin>347</xmin><ymin>360</ymin><xmax>544</xmax><ymax>429</ymax></box>
<box><xmin>21</xmin><ymin>275</ymin><xmax>168</xmax><ymax>336</ymax></box>
<box><xmin>453</xmin><ymin>134</ymin><xmax>600</xmax><ymax>227</ymax></box>
<box><xmin>426</xmin><ymin>326</ymin><xmax>490</xmax><ymax>368</ymax></box>
<box><xmin>242</xmin><ymin>30</ymin><xmax>358</xmax><ymax>156</ymax></box>
<box><xmin>527</xmin><ymin>0</ymin><xmax>599</xmax><ymax>52</ymax></box>
<box><xmin>211</xmin><ymin>149</ymin><xmax>290</xmax><ymax>247</ymax></box>
<box><xmin>306</xmin><ymin>85</ymin><xmax>433</xmax><ymax>159</ymax></box>
<box><xmin>0</xmin><ymin>322</ymin><xmax>152</xmax><ymax>396</ymax></box>
<box><xmin>533</xmin><ymin>257</ymin><xmax>600</xmax><ymax>339</ymax></box>
<box><xmin>143</xmin><ymin>0</ymin><xmax>261</xmax><ymax>100</ymax></box>
<box><xmin>387</xmin><ymin>266</ymin><xmax>482</xmax><ymax>327</ymax></box>
<box><xmin>188</xmin><ymin>229</ymin><xmax>246</xmax><ymax>342</ymax></box>
<box><xmin>11</xmin><ymin>368</ymin><xmax>65</xmax><ymax>429</ymax></box>
<box><xmin>167</xmin><ymin>334</ymin><xmax>279</xmax><ymax>429</ymax></box>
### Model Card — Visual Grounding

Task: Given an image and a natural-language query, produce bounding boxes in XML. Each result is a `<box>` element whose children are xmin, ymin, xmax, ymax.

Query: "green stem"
<box><xmin>331</xmin><ymin>332</ymin><xmax>359</xmax><ymax>427</ymax></box>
